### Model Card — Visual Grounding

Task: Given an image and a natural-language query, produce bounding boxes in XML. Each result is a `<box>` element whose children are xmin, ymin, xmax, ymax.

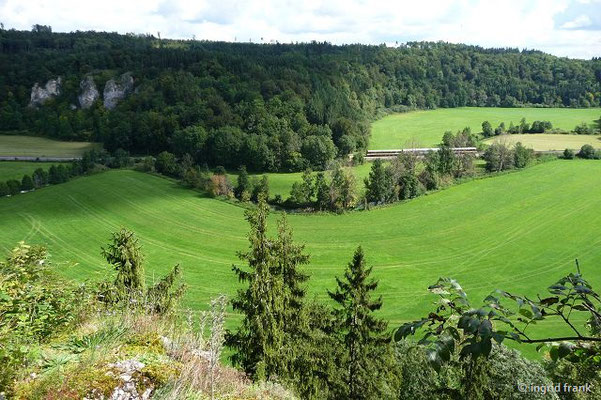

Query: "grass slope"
<box><xmin>0</xmin><ymin>161</ymin><xmax>64</xmax><ymax>182</ymax></box>
<box><xmin>484</xmin><ymin>134</ymin><xmax>601</xmax><ymax>151</ymax></box>
<box><xmin>0</xmin><ymin>135</ymin><xmax>100</xmax><ymax>157</ymax></box>
<box><xmin>370</xmin><ymin>107</ymin><xmax>601</xmax><ymax>149</ymax></box>
<box><xmin>1</xmin><ymin>162</ymin><xmax>601</xmax><ymax>356</ymax></box>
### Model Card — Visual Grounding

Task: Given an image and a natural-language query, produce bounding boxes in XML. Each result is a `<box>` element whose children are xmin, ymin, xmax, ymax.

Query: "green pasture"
<box><xmin>0</xmin><ymin>161</ymin><xmax>63</xmax><ymax>182</ymax></box>
<box><xmin>0</xmin><ymin>135</ymin><xmax>100</xmax><ymax>158</ymax></box>
<box><xmin>370</xmin><ymin>107</ymin><xmax>601</xmax><ymax>149</ymax></box>
<box><xmin>2</xmin><ymin>160</ymin><xmax>601</xmax><ymax>357</ymax></box>
<box><xmin>484</xmin><ymin>134</ymin><xmax>601</xmax><ymax>151</ymax></box>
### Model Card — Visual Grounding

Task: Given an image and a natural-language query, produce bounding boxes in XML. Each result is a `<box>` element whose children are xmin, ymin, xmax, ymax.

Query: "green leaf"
<box><xmin>558</xmin><ymin>342</ymin><xmax>574</xmax><ymax>358</ymax></box>
<box><xmin>519</xmin><ymin>308</ymin><xmax>533</xmax><ymax>319</ymax></box>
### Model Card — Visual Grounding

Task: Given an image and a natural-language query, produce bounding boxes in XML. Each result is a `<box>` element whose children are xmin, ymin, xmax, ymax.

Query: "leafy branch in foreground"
<box><xmin>396</xmin><ymin>261</ymin><xmax>601</xmax><ymax>372</ymax></box>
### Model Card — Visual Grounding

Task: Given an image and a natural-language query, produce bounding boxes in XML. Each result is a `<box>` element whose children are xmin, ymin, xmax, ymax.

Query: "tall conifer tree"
<box><xmin>328</xmin><ymin>246</ymin><xmax>398</xmax><ymax>400</ymax></box>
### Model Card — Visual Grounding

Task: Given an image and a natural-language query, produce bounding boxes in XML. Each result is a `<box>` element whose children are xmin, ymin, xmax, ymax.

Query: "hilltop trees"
<box><xmin>2</xmin><ymin>28</ymin><xmax>600</xmax><ymax>172</ymax></box>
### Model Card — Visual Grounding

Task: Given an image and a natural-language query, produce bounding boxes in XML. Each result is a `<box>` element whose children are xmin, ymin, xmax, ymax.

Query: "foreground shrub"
<box><xmin>395</xmin><ymin>341</ymin><xmax>557</xmax><ymax>400</ymax></box>
<box><xmin>0</xmin><ymin>242</ymin><xmax>86</xmax><ymax>393</ymax></box>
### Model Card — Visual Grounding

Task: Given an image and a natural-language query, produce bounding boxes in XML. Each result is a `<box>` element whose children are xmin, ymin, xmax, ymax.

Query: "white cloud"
<box><xmin>560</xmin><ymin>14</ymin><xmax>592</xmax><ymax>29</ymax></box>
<box><xmin>0</xmin><ymin>0</ymin><xmax>599</xmax><ymax>59</ymax></box>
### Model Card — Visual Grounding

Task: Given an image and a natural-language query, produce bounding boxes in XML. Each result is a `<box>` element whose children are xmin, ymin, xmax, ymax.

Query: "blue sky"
<box><xmin>1</xmin><ymin>0</ymin><xmax>599</xmax><ymax>59</ymax></box>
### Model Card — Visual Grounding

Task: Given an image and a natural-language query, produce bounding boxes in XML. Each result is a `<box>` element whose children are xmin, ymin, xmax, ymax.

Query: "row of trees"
<box><xmin>286</xmin><ymin>130</ymin><xmax>479</xmax><ymax>211</ymax></box>
<box><xmin>1</xmin><ymin>28</ymin><xmax>600</xmax><ymax>171</ymax></box>
<box><xmin>0</xmin><ymin>148</ymin><xmax>133</xmax><ymax>198</ymax></box>
<box><xmin>481</xmin><ymin>119</ymin><xmax>554</xmax><ymax>137</ymax></box>
<box><xmin>482</xmin><ymin>141</ymin><xmax>534</xmax><ymax>172</ymax></box>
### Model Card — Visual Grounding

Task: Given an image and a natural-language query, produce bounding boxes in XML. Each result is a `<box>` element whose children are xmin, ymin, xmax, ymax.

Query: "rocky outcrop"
<box><xmin>78</xmin><ymin>76</ymin><xmax>100</xmax><ymax>109</ymax></box>
<box><xmin>29</xmin><ymin>77</ymin><xmax>62</xmax><ymax>106</ymax></box>
<box><xmin>106</xmin><ymin>359</ymin><xmax>153</xmax><ymax>400</ymax></box>
<box><xmin>103</xmin><ymin>73</ymin><xmax>134</xmax><ymax>109</ymax></box>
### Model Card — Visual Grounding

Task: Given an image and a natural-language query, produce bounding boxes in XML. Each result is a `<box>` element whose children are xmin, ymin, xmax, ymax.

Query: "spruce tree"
<box><xmin>227</xmin><ymin>197</ymin><xmax>285</xmax><ymax>379</ymax></box>
<box><xmin>227</xmin><ymin>197</ymin><xmax>312</xmax><ymax>382</ymax></box>
<box><xmin>328</xmin><ymin>246</ymin><xmax>398</xmax><ymax>400</ymax></box>
<box><xmin>101</xmin><ymin>228</ymin><xmax>146</xmax><ymax>302</ymax></box>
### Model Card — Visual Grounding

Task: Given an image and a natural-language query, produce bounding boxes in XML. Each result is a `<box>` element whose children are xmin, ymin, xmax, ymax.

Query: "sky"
<box><xmin>1</xmin><ymin>0</ymin><xmax>600</xmax><ymax>59</ymax></box>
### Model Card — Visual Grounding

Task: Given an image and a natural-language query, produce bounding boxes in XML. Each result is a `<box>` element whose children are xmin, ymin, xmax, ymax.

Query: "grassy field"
<box><xmin>1</xmin><ymin>161</ymin><xmax>601</xmax><ymax>357</ymax></box>
<box><xmin>484</xmin><ymin>134</ymin><xmax>601</xmax><ymax>151</ymax></box>
<box><xmin>370</xmin><ymin>107</ymin><xmax>601</xmax><ymax>149</ymax></box>
<box><xmin>0</xmin><ymin>161</ymin><xmax>64</xmax><ymax>182</ymax></box>
<box><xmin>0</xmin><ymin>135</ymin><xmax>100</xmax><ymax>158</ymax></box>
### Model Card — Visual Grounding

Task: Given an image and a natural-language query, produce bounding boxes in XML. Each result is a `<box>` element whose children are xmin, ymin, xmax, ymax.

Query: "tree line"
<box><xmin>1</xmin><ymin>27</ymin><xmax>600</xmax><ymax>172</ymax></box>
<box><xmin>481</xmin><ymin>117</ymin><xmax>601</xmax><ymax>137</ymax></box>
<box><xmin>0</xmin><ymin>148</ymin><xmax>132</xmax><ymax>197</ymax></box>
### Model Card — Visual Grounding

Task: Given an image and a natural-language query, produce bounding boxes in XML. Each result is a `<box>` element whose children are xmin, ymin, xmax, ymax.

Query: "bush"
<box><xmin>563</xmin><ymin>148</ymin><xmax>575</xmax><ymax>159</ymax></box>
<box><xmin>573</xmin><ymin>122</ymin><xmax>594</xmax><ymax>135</ymax></box>
<box><xmin>155</xmin><ymin>151</ymin><xmax>178</xmax><ymax>176</ymax></box>
<box><xmin>21</xmin><ymin>174</ymin><xmax>34</xmax><ymax>191</ymax></box>
<box><xmin>6</xmin><ymin>179</ymin><xmax>20</xmax><ymax>195</ymax></box>
<box><xmin>32</xmin><ymin>167</ymin><xmax>49</xmax><ymax>187</ymax></box>
<box><xmin>0</xmin><ymin>181</ymin><xmax>9</xmax><ymax>196</ymax></box>
<box><xmin>483</xmin><ymin>143</ymin><xmax>514</xmax><ymax>172</ymax></box>
<box><xmin>513</xmin><ymin>142</ymin><xmax>534</xmax><ymax>168</ymax></box>
<box><xmin>209</xmin><ymin>174</ymin><xmax>233</xmax><ymax>197</ymax></box>
<box><xmin>395</xmin><ymin>341</ymin><xmax>558</xmax><ymax>400</ymax></box>
<box><xmin>0</xmin><ymin>242</ymin><xmax>84</xmax><ymax>393</ymax></box>
<box><xmin>577</xmin><ymin>144</ymin><xmax>598</xmax><ymax>159</ymax></box>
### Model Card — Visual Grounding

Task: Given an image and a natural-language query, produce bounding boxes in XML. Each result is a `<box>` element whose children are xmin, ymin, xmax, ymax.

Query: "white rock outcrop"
<box><xmin>103</xmin><ymin>73</ymin><xmax>134</xmax><ymax>109</ymax></box>
<box><xmin>78</xmin><ymin>76</ymin><xmax>100</xmax><ymax>109</ymax></box>
<box><xmin>107</xmin><ymin>359</ymin><xmax>152</xmax><ymax>400</ymax></box>
<box><xmin>29</xmin><ymin>77</ymin><xmax>62</xmax><ymax>106</ymax></box>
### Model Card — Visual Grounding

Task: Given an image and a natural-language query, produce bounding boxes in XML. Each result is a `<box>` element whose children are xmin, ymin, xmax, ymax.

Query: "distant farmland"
<box><xmin>0</xmin><ymin>135</ymin><xmax>100</xmax><ymax>158</ymax></box>
<box><xmin>370</xmin><ymin>107</ymin><xmax>601</xmax><ymax>149</ymax></box>
<box><xmin>484</xmin><ymin>134</ymin><xmax>601</xmax><ymax>150</ymax></box>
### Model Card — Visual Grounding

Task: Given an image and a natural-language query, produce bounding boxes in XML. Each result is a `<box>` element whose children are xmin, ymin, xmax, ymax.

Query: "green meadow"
<box><xmin>370</xmin><ymin>107</ymin><xmax>601</xmax><ymax>149</ymax></box>
<box><xmin>2</xmin><ymin>160</ymin><xmax>600</xmax><ymax>357</ymax></box>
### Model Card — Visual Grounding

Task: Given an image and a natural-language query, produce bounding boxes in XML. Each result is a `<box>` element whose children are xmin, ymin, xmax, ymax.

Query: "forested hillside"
<box><xmin>1</xmin><ymin>26</ymin><xmax>600</xmax><ymax>171</ymax></box>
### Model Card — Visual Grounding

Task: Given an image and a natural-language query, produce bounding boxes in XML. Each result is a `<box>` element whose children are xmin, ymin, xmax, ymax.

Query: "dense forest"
<box><xmin>1</xmin><ymin>26</ymin><xmax>600</xmax><ymax>171</ymax></box>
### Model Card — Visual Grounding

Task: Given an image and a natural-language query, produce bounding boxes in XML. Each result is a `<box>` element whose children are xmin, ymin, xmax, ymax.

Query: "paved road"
<box><xmin>0</xmin><ymin>156</ymin><xmax>82</xmax><ymax>161</ymax></box>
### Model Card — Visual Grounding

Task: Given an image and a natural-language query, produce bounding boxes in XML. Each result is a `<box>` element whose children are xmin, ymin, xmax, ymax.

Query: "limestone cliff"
<box><xmin>78</xmin><ymin>76</ymin><xmax>100</xmax><ymax>109</ymax></box>
<box><xmin>103</xmin><ymin>72</ymin><xmax>134</xmax><ymax>109</ymax></box>
<box><xmin>29</xmin><ymin>77</ymin><xmax>62</xmax><ymax>106</ymax></box>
